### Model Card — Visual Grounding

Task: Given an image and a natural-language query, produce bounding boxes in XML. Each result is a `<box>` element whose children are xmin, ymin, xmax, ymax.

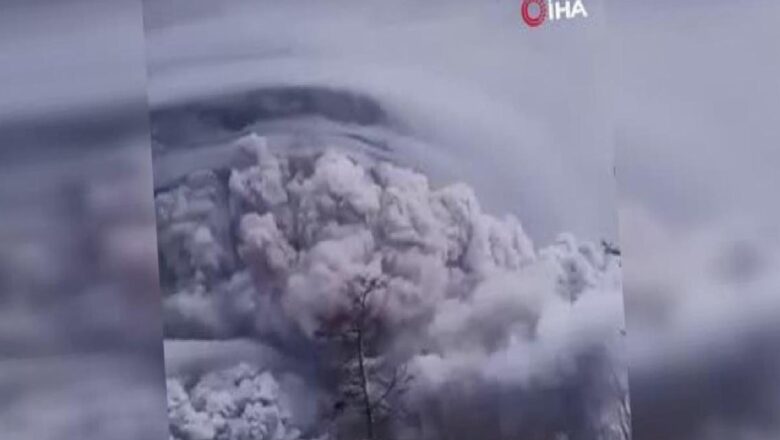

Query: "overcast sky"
<box><xmin>0</xmin><ymin>0</ymin><xmax>150</xmax><ymax>166</ymax></box>
<box><xmin>611</xmin><ymin>0</ymin><xmax>779</xmax><ymax>230</ymax></box>
<box><xmin>144</xmin><ymin>0</ymin><xmax>618</xmax><ymax>245</ymax></box>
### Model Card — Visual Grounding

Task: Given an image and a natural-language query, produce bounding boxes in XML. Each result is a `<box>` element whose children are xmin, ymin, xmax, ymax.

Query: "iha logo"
<box><xmin>521</xmin><ymin>0</ymin><xmax>589</xmax><ymax>27</ymax></box>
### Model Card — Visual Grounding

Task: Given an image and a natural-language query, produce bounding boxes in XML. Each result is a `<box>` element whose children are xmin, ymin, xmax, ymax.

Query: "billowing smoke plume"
<box><xmin>167</xmin><ymin>363</ymin><xmax>304</xmax><ymax>440</ymax></box>
<box><xmin>157</xmin><ymin>134</ymin><xmax>627</xmax><ymax>440</ymax></box>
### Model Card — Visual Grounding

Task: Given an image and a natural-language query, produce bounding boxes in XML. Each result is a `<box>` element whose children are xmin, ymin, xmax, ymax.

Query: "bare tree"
<box><xmin>316</xmin><ymin>274</ymin><xmax>414</xmax><ymax>440</ymax></box>
<box><xmin>609</xmin><ymin>363</ymin><xmax>632</xmax><ymax>440</ymax></box>
<box><xmin>591</xmin><ymin>346</ymin><xmax>631</xmax><ymax>440</ymax></box>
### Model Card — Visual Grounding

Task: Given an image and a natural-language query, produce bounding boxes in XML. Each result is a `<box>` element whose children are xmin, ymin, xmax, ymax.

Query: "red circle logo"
<box><xmin>521</xmin><ymin>0</ymin><xmax>547</xmax><ymax>27</ymax></box>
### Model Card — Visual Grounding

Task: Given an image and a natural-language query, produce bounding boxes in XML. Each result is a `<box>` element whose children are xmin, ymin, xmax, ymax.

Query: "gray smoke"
<box><xmin>158</xmin><ymin>134</ymin><xmax>627</xmax><ymax>440</ymax></box>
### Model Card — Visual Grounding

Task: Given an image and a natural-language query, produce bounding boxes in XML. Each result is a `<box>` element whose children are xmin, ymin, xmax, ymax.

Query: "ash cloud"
<box><xmin>158</xmin><ymin>134</ymin><xmax>627</xmax><ymax>440</ymax></box>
